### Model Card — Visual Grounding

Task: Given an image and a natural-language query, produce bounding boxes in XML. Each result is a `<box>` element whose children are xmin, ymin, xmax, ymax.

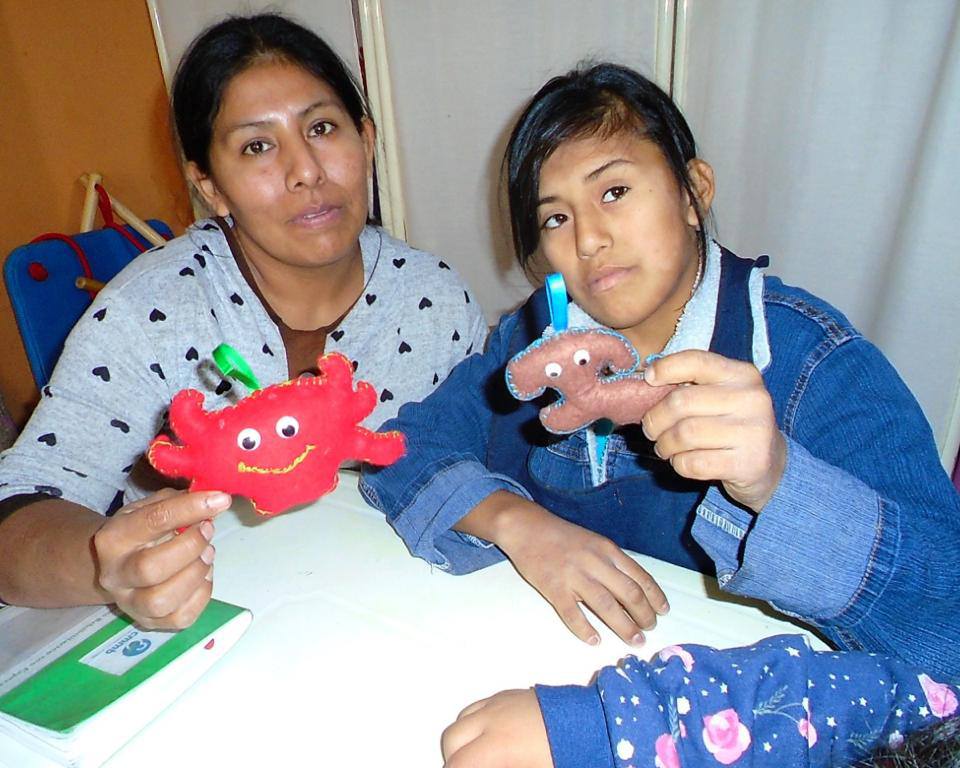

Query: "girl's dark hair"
<box><xmin>505</xmin><ymin>62</ymin><xmax>707</xmax><ymax>269</ymax></box>
<box><xmin>172</xmin><ymin>12</ymin><xmax>370</xmax><ymax>174</ymax></box>
<box><xmin>861</xmin><ymin>716</ymin><xmax>960</xmax><ymax>767</ymax></box>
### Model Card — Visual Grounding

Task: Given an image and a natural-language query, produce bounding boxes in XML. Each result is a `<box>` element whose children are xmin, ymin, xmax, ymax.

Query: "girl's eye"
<box><xmin>308</xmin><ymin>120</ymin><xmax>336</xmax><ymax>137</ymax></box>
<box><xmin>545</xmin><ymin>362</ymin><xmax>563</xmax><ymax>379</ymax></box>
<box><xmin>237</xmin><ymin>428</ymin><xmax>261</xmax><ymax>451</ymax></box>
<box><xmin>573</xmin><ymin>349</ymin><xmax>590</xmax><ymax>366</ymax></box>
<box><xmin>541</xmin><ymin>213</ymin><xmax>567</xmax><ymax>231</ymax></box>
<box><xmin>601</xmin><ymin>186</ymin><xmax>629</xmax><ymax>203</ymax></box>
<box><xmin>242</xmin><ymin>140</ymin><xmax>272</xmax><ymax>156</ymax></box>
<box><xmin>276</xmin><ymin>416</ymin><xmax>300</xmax><ymax>438</ymax></box>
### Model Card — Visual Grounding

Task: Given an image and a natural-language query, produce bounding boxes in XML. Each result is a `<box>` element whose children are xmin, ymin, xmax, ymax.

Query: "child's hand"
<box><xmin>642</xmin><ymin>350</ymin><xmax>786</xmax><ymax>513</ymax></box>
<box><xmin>93</xmin><ymin>488</ymin><xmax>230</xmax><ymax>629</ymax></box>
<box><xmin>469</xmin><ymin>492</ymin><xmax>669</xmax><ymax>646</ymax></box>
<box><xmin>441</xmin><ymin>689</ymin><xmax>552</xmax><ymax>768</ymax></box>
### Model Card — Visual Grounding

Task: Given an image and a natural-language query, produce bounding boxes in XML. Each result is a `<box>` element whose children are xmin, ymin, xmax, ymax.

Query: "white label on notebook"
<box><xmin>78</xmin><ymin>626</ymin><xmax>177</xmax><ymax>676</ymax></box>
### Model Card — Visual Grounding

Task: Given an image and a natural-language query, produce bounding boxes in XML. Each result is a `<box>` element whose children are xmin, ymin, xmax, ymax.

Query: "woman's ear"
<box><xmin>360</xmin><ymin>117</ymin><xmax>377</xmax><ymax>178</ymax></box>
<box><xmin>185</xmin><ymin>162</ymin><xmax>230</xmax><ymax>217</ymax></box>
<box><xmin>684</xmin><ymin>159</ymin><xmax>715</xmax><ymax>228</ymax></box>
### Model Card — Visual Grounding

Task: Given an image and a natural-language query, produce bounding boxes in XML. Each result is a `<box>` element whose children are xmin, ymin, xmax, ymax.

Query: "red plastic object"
<box><xmin>27</xmin><ymin>262</ymin><xmax>49</xmax><ymax>281</ymax></box>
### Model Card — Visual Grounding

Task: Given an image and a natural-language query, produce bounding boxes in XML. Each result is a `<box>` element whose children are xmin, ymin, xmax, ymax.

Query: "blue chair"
<box><xmin>3</xmin><ymin>221</ymin><xmax>173</xmax><ymax>387</ymax></box>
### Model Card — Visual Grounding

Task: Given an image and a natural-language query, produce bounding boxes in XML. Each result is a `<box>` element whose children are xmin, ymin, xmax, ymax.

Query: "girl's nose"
<box><xmin>285</xmin><ymin>138</ymin><xmax>324</xmax><ymax>191</ymax></box>
<box><xmin>575</xmin><ymin>213</ymin><xmax>612</xmax><ymax>260</ymax></box>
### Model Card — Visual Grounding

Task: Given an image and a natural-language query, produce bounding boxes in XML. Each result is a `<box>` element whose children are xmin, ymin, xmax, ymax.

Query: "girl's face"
<box><xmin>536</xmin><ymin>130</ymin><xmax>713</xmax><ymax>357</ymax></box>
<box><xmin>189</xmin><ymin>59</ymin><xmax>374</xmax><ymax>273</ymax></box>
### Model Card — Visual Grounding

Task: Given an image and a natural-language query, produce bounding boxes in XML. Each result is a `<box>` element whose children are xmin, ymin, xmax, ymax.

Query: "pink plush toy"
<box><xmin>506</xmin><ymin>327</ymin><xmax>676</xmax><ymax>434</ymax></box>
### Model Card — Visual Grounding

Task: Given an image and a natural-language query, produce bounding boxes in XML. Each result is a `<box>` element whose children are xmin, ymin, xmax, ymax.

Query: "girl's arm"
<box><xmin>360</xmin><ymin>308</ymin><xmax>535</xmax><ymax>574</ymax></box>
<box><xmin>646</xmin><ymin>340</ymin><xmax>960</xmax><ymax>678</ymax></box>
<box><xmin>442</xmin><ymin>634</ymin><xmax>960</xmax><ymax>768</ymax></box>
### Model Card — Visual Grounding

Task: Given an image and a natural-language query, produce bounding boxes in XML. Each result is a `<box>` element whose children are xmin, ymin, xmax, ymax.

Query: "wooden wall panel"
<box><xmin>0</xmin><ymin>0</ymin><xmax>192</xmax><ymax>426</ymax></box>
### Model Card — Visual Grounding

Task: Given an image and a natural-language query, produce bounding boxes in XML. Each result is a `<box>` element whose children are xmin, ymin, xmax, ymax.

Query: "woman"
<box><xmin>0</xmin><ymin>13</ymin><xmax>486</xmax><ymax>629</ymax></box>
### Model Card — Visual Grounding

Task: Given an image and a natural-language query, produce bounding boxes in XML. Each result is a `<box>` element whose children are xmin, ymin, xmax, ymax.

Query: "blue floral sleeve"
<box><xmin>535</xmin><ymin>634</ymin><xmax>959</xmax><ymax>768</ymax></box>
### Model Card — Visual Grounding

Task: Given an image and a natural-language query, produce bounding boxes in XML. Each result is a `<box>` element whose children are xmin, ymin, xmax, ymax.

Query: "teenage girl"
<box><xmin>361</xmin><ymin>62</ymin><xmax>960</xmax><ymax>678</ymax></box>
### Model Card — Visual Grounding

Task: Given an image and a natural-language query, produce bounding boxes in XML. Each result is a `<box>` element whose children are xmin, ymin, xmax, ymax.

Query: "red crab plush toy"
<box><xmin>147</xmin><ymin>352</ymin><xmax>405</xmax><ymax>516</ymax></box>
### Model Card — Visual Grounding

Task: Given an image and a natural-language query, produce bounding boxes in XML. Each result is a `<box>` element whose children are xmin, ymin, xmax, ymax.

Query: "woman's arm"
<box><xmin>0</xmin><ymin>491</ymin><xmax>228</xmax><ymax>629</ymax></box>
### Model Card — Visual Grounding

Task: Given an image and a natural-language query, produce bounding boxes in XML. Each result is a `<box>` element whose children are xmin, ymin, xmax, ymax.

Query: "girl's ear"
<box><xmin>185</xmin><ymin>162</ymin><xmax>230</xmax><ymax>217</ymax></box>
<box><xmin>684</xmin><ymin>159</ymin><xmax>715</xmax><ymax>228</ymax></box>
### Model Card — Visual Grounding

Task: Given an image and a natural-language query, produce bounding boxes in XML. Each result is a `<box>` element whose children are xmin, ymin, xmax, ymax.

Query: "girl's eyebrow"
<box><xmin>537</xmin><ymin>158</ymin><xmax>633</xmax><ymax>206</ymax></box>
<box><xmin>223</xmin><ymin>99</ymin><xmax>337</xmax><ymax>135</ymax></box>
<box><xmin>585</xmin><ymin>158</ymin><xmax>632</xmax><ymax>181</ymax></box>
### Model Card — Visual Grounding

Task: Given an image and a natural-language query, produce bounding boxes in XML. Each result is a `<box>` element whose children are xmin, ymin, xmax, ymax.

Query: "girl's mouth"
<box><xmin>587</xmin><ymin>265</ymin><xmax>632</xmax><ymax>294</ymax></box>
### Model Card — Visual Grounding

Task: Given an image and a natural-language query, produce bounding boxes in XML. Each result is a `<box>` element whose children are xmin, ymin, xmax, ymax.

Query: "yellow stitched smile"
<box><xmin>237</xmin><ymin>444</ymin><xmax>316</xmax><ymax>475</ymax></box>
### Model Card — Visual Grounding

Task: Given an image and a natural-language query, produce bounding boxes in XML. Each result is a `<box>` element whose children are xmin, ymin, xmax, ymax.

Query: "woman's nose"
<box><xmin>285</xmin><ymin>138</ymin><xmax>324</xmax><ymax>191</ymax></box>
<box><xmin>575</xmin><ymin>213</ymin><xmax>611</xmax><ymax>260</ymax></box>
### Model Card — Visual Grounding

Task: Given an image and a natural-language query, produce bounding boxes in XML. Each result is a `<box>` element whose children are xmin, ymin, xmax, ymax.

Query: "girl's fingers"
<box><xmin>646</xmin><ymin>349</ymin><xmax>755</xmax><ymax>387</ymax></box>
<box><xmin>577</xmin><ymin>578</ymin><xmax>648</xmax><ymax>646</ymax></box>
<box><xmin>611</xmin><ymin>554</ymin><xmax>670</xmax><ymax>615</ymax></box>
<box><xmin>441</xmin><ymin>708</ymin><xmax>484</xmax><ymax>763</ymax></box>
<box><xmin>653</xmin><ymin>415</ymin><xmax>745</xmax><ymax>459</ymax></box>
<box><xmin>667</xmin><ymin>448</ymin><xmax>741</xmax><ymax>482</ymax></box>
<box><xmin>549</xmin><ymin>592</ymin><xmax>601</xmax><ymax>645</ymax></box>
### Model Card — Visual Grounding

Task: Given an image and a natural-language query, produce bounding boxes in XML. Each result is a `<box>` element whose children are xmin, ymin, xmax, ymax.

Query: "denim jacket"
<box><xmin>361</xmin><ymin>244</ymin><xmax>960</xmax><ymax>678</ymax></box>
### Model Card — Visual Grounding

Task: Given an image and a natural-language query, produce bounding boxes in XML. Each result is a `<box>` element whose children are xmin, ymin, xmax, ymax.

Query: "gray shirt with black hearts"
<box><xmin>0</xmin><ymin>219</ymin><xmax>487</xmax><ymax>514</ymax></box>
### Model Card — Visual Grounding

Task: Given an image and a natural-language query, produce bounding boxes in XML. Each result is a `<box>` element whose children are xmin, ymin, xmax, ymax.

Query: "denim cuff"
<box><xmin>535</xmin><ymin>684</ymin><xmax>614</xmax><ymax>768</ymax></box>
<box><xmin>694</xmin><ymin>436</ymin><xmax>882</xmax><ymax>620</ymax></box>
<box><xmin>374</xmin><ymin>457</ymin><xmax>531</xmax><ymax>574</ymax></box>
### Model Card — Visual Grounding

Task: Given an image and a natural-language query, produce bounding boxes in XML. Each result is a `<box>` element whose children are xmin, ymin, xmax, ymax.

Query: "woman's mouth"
<box><xmin>290</xmin><ymin>204</ymin><xmax>342</xmax><ymax>228</ymax></box>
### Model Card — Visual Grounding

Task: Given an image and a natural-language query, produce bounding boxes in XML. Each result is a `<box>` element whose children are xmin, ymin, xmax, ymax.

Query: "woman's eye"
<box><xmin>545</xmin><ymin>362</ymin><xmax>563</xmax><ymax>379</ymax></box>
<box><xmin>541</xmin><ymin>213</ymin><xmax>567</xmax><ymax>231</ymax></box>
<box><xmin>276</xmin><ymin>415</ymin><xmax>300</xmax><ymax>438</ymax></box>
<box><xmin>242</xmin><ymin>140</ymin><xmax>272</xmax><ymax>156</ymax></box>
<box><xmin>308</xmin><ymin>120</ymin><xmax>336</xmax><ymax>137</ymax></box>
<box><xmin>573</xmin><ymin>349</ymin><xmax>590</xmax><ymax>366</ymax></box>
<box><xmin>601</xmin><ymin>186</ymin><xmax>629</xmax><ymax>203</ymax></box>
<box><xmin>237</xmin><ymin>427</ymin><xmax>261</xmax><ymax>451</ymax></box>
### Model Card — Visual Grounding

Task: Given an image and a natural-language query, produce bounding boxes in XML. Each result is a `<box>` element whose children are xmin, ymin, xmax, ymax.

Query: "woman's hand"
<box><xmin>642</xmin><ymin>350</ymin><xmax>786</xmax><ymax>513</ymax></box>
<box><xmin>93</xmin><ymin>488</ymin><xmax>231</xmax><ymax>629</ymax></box>
<box><xmin>441</xmin><ymin>689</ymin><xmax>552</xmax><ymax>768</ymax></box>
<box><xmin>458</xmin><ymin>492</ymin><xmax>669</xmax><ymax>646</ymax></box>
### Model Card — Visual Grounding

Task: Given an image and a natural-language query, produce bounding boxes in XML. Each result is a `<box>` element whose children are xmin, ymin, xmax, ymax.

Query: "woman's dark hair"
<box><xmin>172</xmin><ymin>12</ymin><xmax>370</xmax><ymax>174</ymax></box>
<box><xmin>505</xmin><ymin>62</ymin><xmax>707</xmax><ymax>269</ymax></box>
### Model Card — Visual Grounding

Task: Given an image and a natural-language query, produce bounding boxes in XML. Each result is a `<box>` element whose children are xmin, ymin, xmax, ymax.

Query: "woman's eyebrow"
<box><xmin>222</xmin><ymin>100</ymin><xmax>338</xmax><ymax>134</ymax></box>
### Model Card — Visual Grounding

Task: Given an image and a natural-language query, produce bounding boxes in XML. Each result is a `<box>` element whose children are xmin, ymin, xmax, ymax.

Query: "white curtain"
<box><xmin>678</xmin><ymin>0</ymin><xmax>960</xmax><ymax>461</ymax></box>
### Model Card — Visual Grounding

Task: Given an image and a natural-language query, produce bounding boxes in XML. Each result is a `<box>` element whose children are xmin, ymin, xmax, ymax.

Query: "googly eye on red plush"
<box><xmin>276</xmin><ymin>415</ymin><xmax>299</xmax><ymax>438</ymax></box>
<box><xmin>237</xmin><ymin>427</ymin><xmax>261</xmax><ymax>451</ymax></box>
<box><xmin>545</xmin><ymin>362</ymin><xmax>562</xmax><ymax>379</ymax></box>
<box><xmin>573</xmin><ymin>349</ymin><xmax>590</xmax><ymax>366</ymax></box>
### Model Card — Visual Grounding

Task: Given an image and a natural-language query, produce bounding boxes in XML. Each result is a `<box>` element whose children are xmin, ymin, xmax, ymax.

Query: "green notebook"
<box><xmin>0</xmin><ymin>599</ymin><xmax>252</xmax><ymax>766</ymax></box>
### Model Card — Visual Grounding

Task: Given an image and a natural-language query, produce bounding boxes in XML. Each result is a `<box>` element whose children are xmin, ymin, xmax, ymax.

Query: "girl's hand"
<box><xmin>471</xmin><ymin>493</ymin><xmax>669</xmax><ymax>646</ymax></box>
<box><xmin>93</xmin><ymin>488</ymin><xmax>231</xmax><ymax>629</ymax></box>
<box><xmin>642</xmin><ymin>350</ymin><xmax>786</xmax><ymax>513</ymax></box>
<box><xmin>441</xmin><ymin>689</ymin><xmax>552</xmax><ymax>768</ymax></box>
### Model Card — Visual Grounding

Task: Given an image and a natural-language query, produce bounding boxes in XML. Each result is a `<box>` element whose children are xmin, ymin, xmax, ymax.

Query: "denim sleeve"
<box><xmin>359</xmin><ymin>311</ymin><xmax>532</xmax><ymax>574</ymax></box>
<box><xmin>692</xmin><ymin>336</ymin><xmax>960</xmax><ymax>678</ymax></box>
<box><xmin>536</xmin><ymin>634</ymin><xmax>957</xmax><ymax>768</ymax></box>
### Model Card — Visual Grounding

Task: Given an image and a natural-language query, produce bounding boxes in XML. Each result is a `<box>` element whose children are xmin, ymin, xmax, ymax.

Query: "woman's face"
<box><xmin>190</xmin><ymin>59</ymin><xmax>374</xmax><ymax>273</ymax></box>
<box><xmin>535</xmin><ymin>130</ymin><xmax>712</xmax><ymax>355</ymax></box>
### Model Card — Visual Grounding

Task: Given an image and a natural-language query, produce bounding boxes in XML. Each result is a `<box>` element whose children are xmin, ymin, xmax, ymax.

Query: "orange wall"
<box><xmin>0</xmin><ymin>0</ymin><xmax>193</xmax><ymax>425</ymax></box>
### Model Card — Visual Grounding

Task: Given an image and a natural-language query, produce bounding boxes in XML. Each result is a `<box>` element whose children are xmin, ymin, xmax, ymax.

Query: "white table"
<box><xmin>81</xmin><ymin>472</ymin><xmax>821</xmax><ymax>766</ymax></box>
